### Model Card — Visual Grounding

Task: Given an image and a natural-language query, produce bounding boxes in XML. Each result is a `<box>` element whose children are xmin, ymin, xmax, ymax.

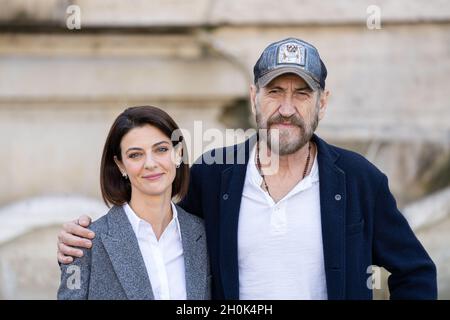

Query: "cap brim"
<box><xmin>257</xmin><ymin>67</ymin><xmax>319</xmax><ymax>90</ymax></box>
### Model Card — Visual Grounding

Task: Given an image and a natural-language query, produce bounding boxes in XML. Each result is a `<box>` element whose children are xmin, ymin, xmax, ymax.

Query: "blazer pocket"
<box><xmin>346</xmin><ymin>219</ymin><xmax>364</xmax><ymax>236</ymax></box>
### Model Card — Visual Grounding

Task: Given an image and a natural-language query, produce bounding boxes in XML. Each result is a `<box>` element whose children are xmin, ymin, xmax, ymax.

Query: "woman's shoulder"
<box><xmin>174</xmin><ymin>204</ymin><xmax>204</xmax><ymax>227</ymax></box>
<box><xmin>89</xmin><ymin>205</ymin><xmax>123</xmax><ymax>234</ymax></box>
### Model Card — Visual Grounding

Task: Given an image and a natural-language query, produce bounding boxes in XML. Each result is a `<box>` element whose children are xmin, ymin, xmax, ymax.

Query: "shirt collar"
<box><xmin>123</xmin><ymin>201</ymin><xmax>182</xmax><ymax>240</ymax></box>
<box><xmin>248</xmin><ymin>143</ymin><xmax>264</xmax><ymax>187</ymax></box>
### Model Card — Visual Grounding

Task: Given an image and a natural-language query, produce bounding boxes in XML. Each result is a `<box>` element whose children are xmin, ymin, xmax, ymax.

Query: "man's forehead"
<box><xmin>264</xmin><ymin>73</ymin><xmax>309</xmax><ymax>88</ymax></box>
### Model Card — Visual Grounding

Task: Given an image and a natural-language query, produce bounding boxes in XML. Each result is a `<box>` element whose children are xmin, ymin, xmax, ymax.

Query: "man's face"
<box><xmin>250</xmin><ymin>73</ymin><xmax>329</xmax><ymax>155</ymax></box>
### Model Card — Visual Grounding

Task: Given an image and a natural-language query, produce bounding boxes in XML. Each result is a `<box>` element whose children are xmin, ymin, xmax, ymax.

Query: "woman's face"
<box><xmin>114</xmin><ymin>124</ymin><xmax>181</xmax><ymax>199</ymax></box>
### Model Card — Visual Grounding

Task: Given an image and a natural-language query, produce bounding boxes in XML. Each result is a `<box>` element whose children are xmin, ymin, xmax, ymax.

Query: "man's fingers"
<box><xmin>58</xmin><ymin>242</ymin><xmax>84</xmax><ymax>258</ymax></box>
<box><xmin>56</xmin><ymin>217</ymin><xmax>93</xmax><ymax>264</ymax></box>
<box><xmin>60</xmin><ymin>230</ymin><xmax>92</xmax><ymax>249</ymax></box>
<box><xmin>63</xmin><ymin>220</ymin><xmax>95</xmax><ymax>239</ymax></box>
<box><xmin>57</xmin><ymin>251</ymin><xmax>73</xmax><ymax>264</ymax></box>
<box><xmin>78</xmin><ymin>215</ymin><xmax>92</xmax><ymax>229</ymax></box>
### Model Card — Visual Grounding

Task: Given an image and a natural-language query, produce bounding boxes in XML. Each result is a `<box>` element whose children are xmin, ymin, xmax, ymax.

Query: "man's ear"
<box><xmin>318</xmin><ymin>89</ymin><xmax>330</xmax><ymax>121</ymax></box>
<box><xmin>113</xmin><ymin>156</ymin><xmax>126</xmax><ymax>175</ymax></box>
<box><xmin>250</xmin><ymin>84</ymin><xmax>258</xmax><ymax>115</ymax></box>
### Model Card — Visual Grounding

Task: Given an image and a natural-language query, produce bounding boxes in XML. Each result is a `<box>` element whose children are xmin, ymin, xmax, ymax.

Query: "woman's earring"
<box><xmin>122</xmin><ymin>172</ymin><xmax>128</xmax><ymax>179</ymax></box>
<box><xmin>176</xmin><ymin>164</ymin><xmax>180</xmax><ymax>169</ymax></box>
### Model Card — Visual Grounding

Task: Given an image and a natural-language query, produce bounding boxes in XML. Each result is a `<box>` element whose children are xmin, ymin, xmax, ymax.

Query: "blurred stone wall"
<box><xmin>0</xmin><ymin>0</ymin><xmax>449</xmax><ymax>299</ymax></box>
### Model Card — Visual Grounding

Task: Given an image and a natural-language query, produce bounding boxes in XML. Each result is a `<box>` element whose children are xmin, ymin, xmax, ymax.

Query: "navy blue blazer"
<box><xmin>179</xmin><ymin>134</ymin><xmax>437</xmax><ymax>300</ymax></box>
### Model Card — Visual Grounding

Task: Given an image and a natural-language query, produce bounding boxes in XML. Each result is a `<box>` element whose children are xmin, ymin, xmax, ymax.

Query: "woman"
<box><xmin>58</xmin><ymin>106</ymin><xmax>210</xmax><ymax>300</ymax></box>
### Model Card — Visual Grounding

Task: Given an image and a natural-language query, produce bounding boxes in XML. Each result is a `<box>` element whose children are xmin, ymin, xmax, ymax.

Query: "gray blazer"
<box><xmin>57</xmin><ymin>205</ymin><xmax>211</xmax><ymax>300</ymax></box>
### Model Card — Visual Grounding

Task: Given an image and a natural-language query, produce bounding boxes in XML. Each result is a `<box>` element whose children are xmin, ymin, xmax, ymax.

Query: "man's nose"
<box><xmin>278</xmin><ymin>95</ymin><xmax>296</xmax><ymax>118</ymax></box>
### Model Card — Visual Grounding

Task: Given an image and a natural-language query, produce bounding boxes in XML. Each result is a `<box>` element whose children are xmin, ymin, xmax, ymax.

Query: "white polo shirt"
<box><xmin>123</xmin><ymin>202</ymin><xmax>187</xmax><ymax>300</ymax></box>
<box><xmin>237</xmin><ymin>145</ymin><xmax>328</xmax><ymax>299</ymax></box>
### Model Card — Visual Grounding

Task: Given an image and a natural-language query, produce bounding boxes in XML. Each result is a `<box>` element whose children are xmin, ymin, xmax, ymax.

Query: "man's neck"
<box><xmin>279</xmin><ymin>142</ymin><xmax>311</xmax><ymax>176</ymax></box>
<box><xmin>256</xmin><ymin>140</ymin><xmax>316</xmax><ymax>203</ymax></box>
<box><xmin>259</xmin><ymin>140</ymin><xmax>313</xmax><ymax>178</ymax></box>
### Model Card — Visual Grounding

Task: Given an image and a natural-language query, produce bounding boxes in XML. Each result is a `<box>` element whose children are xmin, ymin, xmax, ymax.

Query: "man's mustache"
<box><xmin>267</xmin><ymin>114</ymin><xmax>305</xmax><ymax>128</ymax></box>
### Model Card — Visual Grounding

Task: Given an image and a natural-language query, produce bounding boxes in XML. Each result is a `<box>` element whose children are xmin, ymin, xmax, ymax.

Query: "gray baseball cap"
<box><xmin>253</xmin><ymin>38</ymin><xmax>327</xmax><ymax>90</ymax></box>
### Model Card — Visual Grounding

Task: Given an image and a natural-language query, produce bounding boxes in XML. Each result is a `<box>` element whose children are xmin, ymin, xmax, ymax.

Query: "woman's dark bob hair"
<box><xmin>100</xmin><ymin>106</ymin><xmax>189</xmax><ymax>207</ymax></box>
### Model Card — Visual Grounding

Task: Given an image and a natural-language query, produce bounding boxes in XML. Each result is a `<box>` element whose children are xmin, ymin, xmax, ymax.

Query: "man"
<box><xmin>57</xmin><ymin>38</ymin><xmax>437</xmax><ymax>299</ymax></box>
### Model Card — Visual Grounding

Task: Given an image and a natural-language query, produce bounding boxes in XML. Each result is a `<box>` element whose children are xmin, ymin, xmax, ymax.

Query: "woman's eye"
<box><xmin>157</xmin><ymin>147</ymin><xmax>169</xmax><ymax>153</ymax></box>
<box><xmin>129</xmin><ymin>153</ymin><xmax>142</xmax><ymax>159</ymax></box>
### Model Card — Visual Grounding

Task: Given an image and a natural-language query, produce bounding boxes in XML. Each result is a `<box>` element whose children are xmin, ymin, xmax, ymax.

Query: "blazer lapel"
<box><xmin>219</xmin><ymin>135</ymin><xmax>256</xmax><ymax>300</ymax></box>
<box><xmin>177</xmin><ymin>205</ymin><xmax>207</xmax><ymax>300</ymax></box>
<box><xmin>100</xmin><ymin>206</ymin><xmax>154</xmax><ymax>300</ymax></box>
<box><xmin>313</xmin><ymin>134</ymin><xmax>347</xmax><ymax>300</ymax></box>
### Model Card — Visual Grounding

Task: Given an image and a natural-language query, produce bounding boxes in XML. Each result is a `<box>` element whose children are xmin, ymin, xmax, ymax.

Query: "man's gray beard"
<box><xmin>256</xmin><ymin>104</ymin><xmax>319</xmax><ymax>156</ymax></box>
<box><xmin>269</xmin><ymin>126</ymin><xmax>309</xmax><ymax>155</ymax></box>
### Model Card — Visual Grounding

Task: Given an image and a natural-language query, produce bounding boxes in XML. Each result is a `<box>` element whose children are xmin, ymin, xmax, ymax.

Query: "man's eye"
<box><xmin>269</xmin><ymin>89</ymin><xmax>280</xmax><ymax>94</ymax></box>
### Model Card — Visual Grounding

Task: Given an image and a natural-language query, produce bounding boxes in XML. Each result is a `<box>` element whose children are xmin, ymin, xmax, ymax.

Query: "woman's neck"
<box><xmin>129</xmin><ymin>190</ymin><xmax>173</xmax><ymax>240</ymax></box>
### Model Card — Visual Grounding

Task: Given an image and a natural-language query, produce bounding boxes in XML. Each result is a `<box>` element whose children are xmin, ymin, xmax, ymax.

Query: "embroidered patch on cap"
<box><xmin>277</xmin><ymin>42</ymin><xmax>305</xmax><ymax>66</ymax></box>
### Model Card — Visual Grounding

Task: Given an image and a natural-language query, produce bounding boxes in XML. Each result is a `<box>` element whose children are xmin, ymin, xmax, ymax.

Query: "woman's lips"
<box><xmin>142</xmin><ymin>173</ymin><xmax>164</xmax><ymax>181</ymax></box>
